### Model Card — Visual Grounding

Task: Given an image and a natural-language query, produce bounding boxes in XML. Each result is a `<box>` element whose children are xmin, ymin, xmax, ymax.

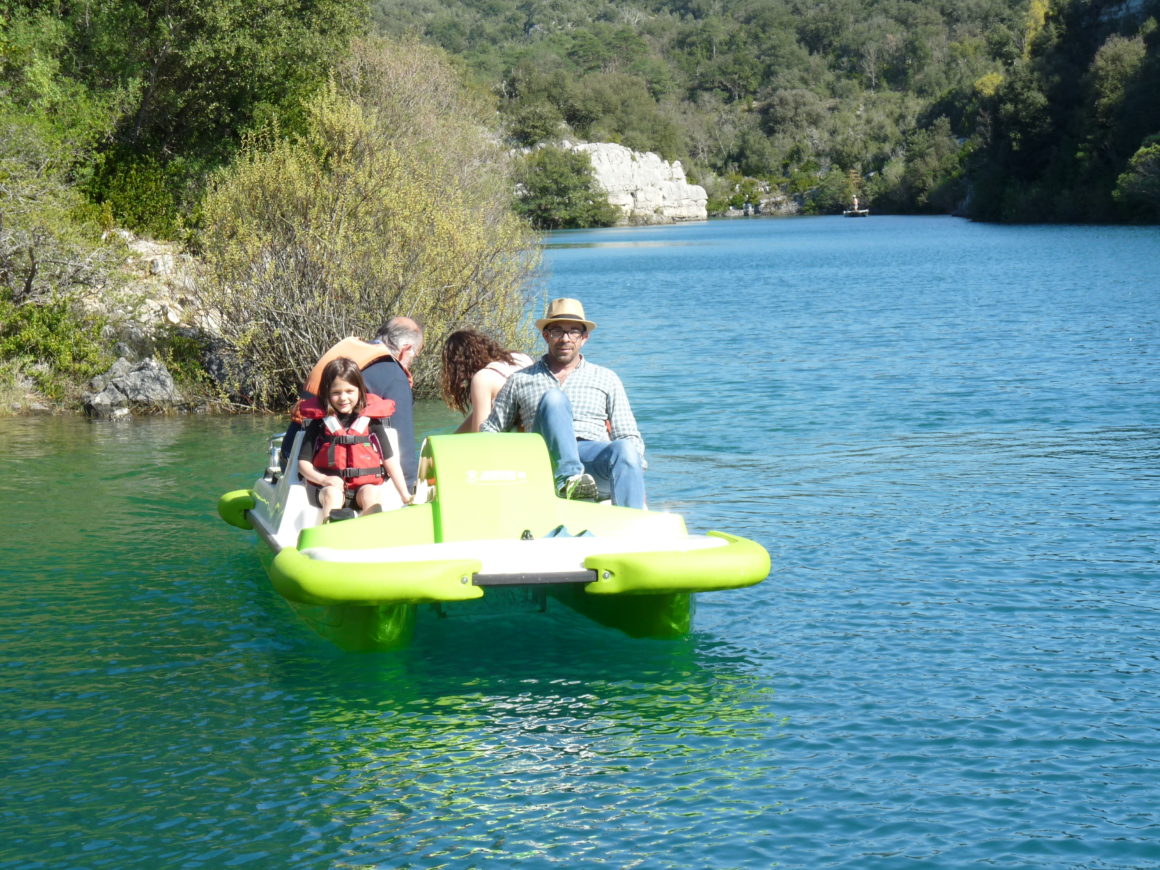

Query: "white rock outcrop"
<box><xmin>565</xmin><ymin>141</ymin><xmax>707</xmax><ymax>223</ymax></box>
<box><xmin>88</xmin><ymin>230</ymin><xmax>207</xmax><ymax>337</ymax></box>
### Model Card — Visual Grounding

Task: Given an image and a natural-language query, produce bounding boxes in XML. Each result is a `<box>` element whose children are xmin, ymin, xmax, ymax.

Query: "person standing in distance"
<box><xmin>481</xmin><ymin>298</ymin><xmax>645</xmax><ymax>508</ymax></box>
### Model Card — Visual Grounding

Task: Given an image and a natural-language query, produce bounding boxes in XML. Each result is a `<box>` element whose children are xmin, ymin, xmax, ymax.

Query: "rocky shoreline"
<box><xmin>80</xmin><ymin>356</ymin><xmax>192</xmax><ymax>420</ymax></box>
<box><xmin>4</xmin><ymin>142</ymin><xmax>782</xmax><ymax>419</ymax></box>
<box><xmin>7</xmin><ymin>230</ymin><xmax>217</xmax><ymax>420</ymax></box>
<box><xmin>564</xmin><ymin>141</ymin><xmax>709</xmax><ymax>223</ymax></box>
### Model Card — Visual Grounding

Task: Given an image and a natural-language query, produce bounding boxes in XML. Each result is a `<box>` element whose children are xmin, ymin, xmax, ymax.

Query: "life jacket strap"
<box><xmin>327</xmin><ymin>433</ymin><xmax>374</xmax><ymax>445</ymax></box>
<box><xmin>322</xmin><ymin>414</ymin><xmax>372</xmax><ymax>434</ymax></box>
<box><xmin>337</xmin><ymin>466</ymin><xmax>383</xmax><ymax>480</ymax></box>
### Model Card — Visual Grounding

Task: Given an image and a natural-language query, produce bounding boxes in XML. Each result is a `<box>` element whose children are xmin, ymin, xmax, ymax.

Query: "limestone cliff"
<box><xmin>565</xmin><ymin>142</ymin><xmax>708</xmax><ymax>224</ymax></box>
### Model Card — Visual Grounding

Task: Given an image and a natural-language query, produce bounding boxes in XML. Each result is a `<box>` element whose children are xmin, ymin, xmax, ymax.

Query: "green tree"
<box><xmin>505</xmin><ymin>99</ymin><xmax>566</xmax><ymax>146</ymax></box>
<box><xmin>894</xmin><ymin>116</ymin><xmax>968</xmax><ymax>213</ymax></box>
<box><xmin>512</xmin><ymin>146</ymin><xmax>621</xmax><ymax>230</ymax></box>
<box><xmin>198</xmin><ymin>38</ymin><xmax>538</xmax><ymax>406</ymax></box>
<box><xmin>0</xmin><ymin>112</ymin><xmax>114</xmax><ymax>306</ymax></box>
<box><xmin>52</xmin><ymin>0</ymin><xmax>369</xmax><ymax>236</ymax></box>
<box><xmin>1114</xmin><ymin>138</ymin><xmax>1160</xmax><ymax>220</ymax></box>
<box><xmin>371</xmin><ymin>0</ymin><xmax>1046</xmax><ymax>217</ymax></box>
<box><xmin>801</xmin><ymin>165</ymin><xmax>854</xmax><ymax>214</ymax></box>
<box><xmin>579</xmin><ymin>72</ymin><xmax>684</xmax><ymax>158</ymax></box>
<box><xmin>969</xmin><ymin>0</ymin><xmax>1160</xmax><ymax>221</ymax></box>
<box><xmin>1089</xmin><ymin>33</ymin><xmax>1147</xmax><ymax>132</ymax></box>
<box><xmin>0</xmin><ymin>5</ymin><xmax>118</xmax><ymax>166</ymax></box>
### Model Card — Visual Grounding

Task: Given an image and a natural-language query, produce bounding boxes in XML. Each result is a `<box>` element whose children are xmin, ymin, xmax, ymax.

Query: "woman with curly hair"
<box><xmin>440</xmin><ymin>329</ymin><xmax>533</xmax><ymax>432</ymax></box>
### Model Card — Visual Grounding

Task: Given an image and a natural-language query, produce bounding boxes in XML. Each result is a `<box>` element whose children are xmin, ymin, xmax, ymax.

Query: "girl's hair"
<box><xmin>318</xmin><ymin>357</ymin><xmax>368</xmax><ymax>414</ymax></box>
<box><xmin>440</xmin><ymin>329</ymin><xmax>523</xmax><ymax>414</ymax></box>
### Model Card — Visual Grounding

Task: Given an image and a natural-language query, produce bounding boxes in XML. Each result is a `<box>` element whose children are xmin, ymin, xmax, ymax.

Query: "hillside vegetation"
<box><xmin>2</xmin><ymin>0</ymin><xmax>1159</xmax><ymax>411</ymax></box>
<box><xmin>0</xmin><ymin>2</ymin><xmax>535</xmax><ymax>409</ymax></box>
<box><xmin>373</xmin><ymin>0</ymin><xmax>1160</xmax><ymax>220</ymax></box>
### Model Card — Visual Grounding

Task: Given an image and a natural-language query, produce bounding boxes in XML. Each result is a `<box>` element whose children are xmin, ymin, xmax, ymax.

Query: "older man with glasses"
<box><xmin>281</xmin><ymin>316</ymin><xmax>425</xmax><ymax>491</ymax></box>
<box><xmin>481</xmin><ymin>298</ymin><xmax>646</xmax><ymax>508</ymax></box>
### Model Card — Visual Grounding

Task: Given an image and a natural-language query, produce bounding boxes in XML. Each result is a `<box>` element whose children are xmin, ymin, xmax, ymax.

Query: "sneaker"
<box><xmin>558</xmin><ymin>473</ymin><xmax>598</xmax><ymax>501</ymax></box>
<box><xmin>326</xmin><ymin>508</ymin><xmax>358</xmax><ymax>523</ymax></box>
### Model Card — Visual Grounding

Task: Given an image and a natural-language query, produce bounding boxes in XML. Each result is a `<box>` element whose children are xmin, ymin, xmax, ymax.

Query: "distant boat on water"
<box><xmin>843</xmin><ymin>195</ymin><xmax>869</xmax><ymax>217</ymax></box>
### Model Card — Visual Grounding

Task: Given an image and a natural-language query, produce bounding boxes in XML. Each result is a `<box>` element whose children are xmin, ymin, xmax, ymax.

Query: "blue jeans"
<box><xmin>533</xmin><ymin>389</ymin><xmax>646</xmax><ymax>509</ymax></box>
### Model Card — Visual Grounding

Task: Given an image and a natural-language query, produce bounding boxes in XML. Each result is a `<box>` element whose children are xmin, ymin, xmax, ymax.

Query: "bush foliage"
<box><xmin>0</xmin><ymin>109</ymin><xmax>119</xmax><ymax>403</ymax></box>
<box><xmin>513</xmin><ymin>147</ymin><xmax>621</xmax><ymax>230</ymax></box>
<box><xmin>1114</xmin><ymin>138</ymin><xmax>1160</xmax><ymax>220</ymax></box>
<box><xmin>199</xmin><ymin>39</ymin><xmax>539</xmax><ymax>408</ymax></box>
<box><xmin>0</xmin><ymin>290</ymin><xmax>112</xmax><ymax>400</ymax></box>
<box><xmin>374</xmin><ymin>0</ymin><xmax>1160</xmax><ymax>222</ymax></box>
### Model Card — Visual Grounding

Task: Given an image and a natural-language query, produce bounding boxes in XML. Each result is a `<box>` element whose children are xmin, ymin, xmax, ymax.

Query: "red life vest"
<box><xmin>299</xmin><ymin>394</ymin><xmax>397</xmax><ymax>489</ymax></box>
<box><xmin>290</xmin><ymin>339</ymin><xmax>412</xmax><ymax>424</ymax></box>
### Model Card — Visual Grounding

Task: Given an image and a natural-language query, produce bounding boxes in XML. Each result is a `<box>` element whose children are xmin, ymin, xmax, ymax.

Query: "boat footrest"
<box><xmin>474</xmin><ymin>570</ymin><xmax>597</xmax><ymax>587</ymax></box>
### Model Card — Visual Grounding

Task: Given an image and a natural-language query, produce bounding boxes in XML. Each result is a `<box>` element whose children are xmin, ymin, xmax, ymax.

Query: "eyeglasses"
<box><xmin>546</xmin><ymin>327</ymin><xmax>586</xmax><ymax>339</ymax></box>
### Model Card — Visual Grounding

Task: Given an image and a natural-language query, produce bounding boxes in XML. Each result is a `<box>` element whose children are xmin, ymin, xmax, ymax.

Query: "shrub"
<box><xmin>84</xmin><ymin>150</ymin><xmax>181</xmax><ymax>239</ymax></box>
<box><xmin>198</xmin><ymin>39</ymin><xmax>539</xmax><ymax>407</ymax></box>
<box><xmin>0</xmin><ymin>112</ymin><xmax>117</xmax><ymax>304</ymax></box>
<box><xmin>152</xmin><ymin>326</ymin><xmax>222</xmax><ymax>401</ymax></box>
<box><xmin>801</xmin><ymin>166</ymin><xmax>855</xmax><ymax>214</ymax></box>
<box><xmin>0</xmin><ymin>290</ymin><xmax>112</xmax><ymax>400</ymax></box>
<box><xmin>1114</xmin><ymin>139</ymin><xmax>1160</xmax><ymax>221</ymax></box>
<box><xmin>0</xmin><ymin>105</ymin><xmax>122</xmax><ymax>405</ymax></box>
<box><xmin>512</xmin><ymin>146</ymin><xmax>622</xmax><ymax>229</ymax></box>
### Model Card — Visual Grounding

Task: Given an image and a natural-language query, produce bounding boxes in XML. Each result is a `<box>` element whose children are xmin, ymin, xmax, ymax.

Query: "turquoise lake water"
<box><xmin>2</xmin><ymin>216</ymin><xmax>1159</xmax><ymax>867</ymax></box>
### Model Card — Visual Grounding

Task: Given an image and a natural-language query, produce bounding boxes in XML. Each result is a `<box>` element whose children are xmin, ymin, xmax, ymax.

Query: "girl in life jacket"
<box><xmin>297</xmin><ymin>357</ymin><xmax>412</xmax><ymax>521</ymax></box>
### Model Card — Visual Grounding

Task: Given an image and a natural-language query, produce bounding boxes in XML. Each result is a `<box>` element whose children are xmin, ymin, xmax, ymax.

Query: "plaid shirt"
<box><xmin>481</xmin><ymin>356</ymin><xmax>645</xmax><ymax>459</ymax></box>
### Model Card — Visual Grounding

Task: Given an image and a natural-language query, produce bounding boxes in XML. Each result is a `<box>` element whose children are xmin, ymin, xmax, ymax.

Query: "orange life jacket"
<box><xmin>299</xmin><ymin>394</ymin><xmax>397</xmax><ymax>489</ymax></box>
<box><xmin>302</xmin><ymin>338</ymin><xmax>398</xmax><ymax>397</ymax></box>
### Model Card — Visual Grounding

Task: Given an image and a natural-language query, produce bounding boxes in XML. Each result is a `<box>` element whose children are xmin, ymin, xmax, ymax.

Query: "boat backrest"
<box><xmin>273</xmin><ymin>428</ymin><xmax>323</xmax><ymax>542</ymax></box>
<box><xmin>424</xmin><ymin>433</ymin><xmax>561</xmax><ymax>541</ymax></box>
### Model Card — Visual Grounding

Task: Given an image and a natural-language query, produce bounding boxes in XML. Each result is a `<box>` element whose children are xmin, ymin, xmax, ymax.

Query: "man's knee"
<box><xmin>607</xmin><ymin>440</ymin><xmax>642</xmax><ymax>471</ymax></box>
<box><xmin>533</xmin><ymin>389</ymin><xmax>578</xmax><ymax>444</ymax></box>
<box><xmin>537</xmin><ymin>389</ymin><xmax>570</xmax><ymax>415</ymax></box>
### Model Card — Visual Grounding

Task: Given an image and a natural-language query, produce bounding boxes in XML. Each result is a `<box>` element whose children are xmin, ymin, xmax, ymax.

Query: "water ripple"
<box><xmin>5</xmin><ymin>219</ymin><xmax>1160</xmax><ymax>867</ymax></box>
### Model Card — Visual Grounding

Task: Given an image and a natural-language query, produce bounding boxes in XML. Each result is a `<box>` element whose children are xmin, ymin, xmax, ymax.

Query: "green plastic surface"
<box><xmin>270</xmin><ymin>546</ymin><xmax>484</xmax><ymax>606</ymax></box>
<box><xmin>585</xmin><ymin>531</ymin><xmax>771</xmax><ymax>595</ymax></box>
<box><xmin>427</xmin><ymin>432</ymin><xmax>561</xmax><ymax>541</ymax></box>
<box><xmin>218</xmin><ymin>489</ymin><xmax>254</xmax><ymax>530</ymax></box>
<box><xmin>228</xmin><ymin>431</ymin><xmax>772</xmax><ymax>649</ymax></box>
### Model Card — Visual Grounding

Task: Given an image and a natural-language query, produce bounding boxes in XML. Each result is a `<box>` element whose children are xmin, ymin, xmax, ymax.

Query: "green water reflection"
<box><xmin>274</xmin><ymin>630</ymin><xmax>780</xmax><ymax>864</ymax></box>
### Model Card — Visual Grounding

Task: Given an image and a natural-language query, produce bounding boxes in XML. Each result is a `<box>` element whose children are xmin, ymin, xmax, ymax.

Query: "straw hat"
<box><xmin>535</xmin><ymin>298</ymin><xmax>596</xmax><ymax>332</ymax></box>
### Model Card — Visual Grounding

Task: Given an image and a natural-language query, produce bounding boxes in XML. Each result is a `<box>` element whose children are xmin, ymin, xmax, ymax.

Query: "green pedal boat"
<box><xmin>218</xmin><ymin>432</ymin><xmax>770</xmax><ymax>651</ymax></box>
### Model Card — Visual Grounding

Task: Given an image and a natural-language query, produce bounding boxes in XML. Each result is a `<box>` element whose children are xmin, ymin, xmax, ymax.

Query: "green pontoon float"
<box><xmin>219</xmin><ymin>432</ymin><xmax>770</xmax><ymax>651</ymax></box>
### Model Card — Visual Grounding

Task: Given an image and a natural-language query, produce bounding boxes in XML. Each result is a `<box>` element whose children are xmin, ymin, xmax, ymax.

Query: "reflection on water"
<box><xmin>3</xmin><ymin>217</ymin><xmax>1160</xmax><ymax>867</ymax></box>
<box><xmin>546</xmin><ymin>240</ymin><xmax>711</xmax><ymax>249</ymax></box>
<box><xmin>277</xmin><ymin>624</ymin><xmax>777</xmax><ymax>865</ymax></box>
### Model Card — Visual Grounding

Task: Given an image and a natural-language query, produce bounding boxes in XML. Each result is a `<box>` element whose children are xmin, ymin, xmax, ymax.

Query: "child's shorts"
<box><xmin>307</xmin><ymin>483</ymin><xmax>363</xmax><ymax>509</ymax></box>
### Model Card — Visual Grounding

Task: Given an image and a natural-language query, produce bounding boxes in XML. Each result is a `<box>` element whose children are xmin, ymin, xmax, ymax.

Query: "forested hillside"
<box><xmin>2</xmin><ymin>0</ymin><xmax>1159</xmax><ymax>411</ymax></box>
<box><xmin>372</xmin><ymin>0</ymin><xmax>1160</xmax><ymax>220</ymax></box>
<box><xmin>0</xmin><ymin>1</ymin><xmax>535</xmax><ymax>409</ymax></box>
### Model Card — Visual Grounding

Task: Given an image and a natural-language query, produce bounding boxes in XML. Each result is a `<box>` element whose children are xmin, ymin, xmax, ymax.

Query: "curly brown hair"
<box><xmin>440</xmin><ymin>329</ymin><xmax>525</xmax><ymax>414</ymax></box>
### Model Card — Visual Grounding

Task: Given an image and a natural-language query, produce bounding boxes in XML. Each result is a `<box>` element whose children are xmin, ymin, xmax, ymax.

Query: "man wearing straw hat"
<box><xmin>481</xmin><ymin>298</ymin><xmax>646</xmax><ymax>508</ymax></box>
